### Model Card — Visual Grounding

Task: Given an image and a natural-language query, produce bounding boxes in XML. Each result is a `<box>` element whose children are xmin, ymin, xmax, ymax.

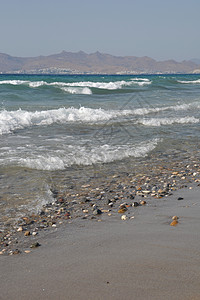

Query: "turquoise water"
<box><xmin>0</xmin><ymin>74</ymin><xmax>200</xmax><ymax>224</ymax></box>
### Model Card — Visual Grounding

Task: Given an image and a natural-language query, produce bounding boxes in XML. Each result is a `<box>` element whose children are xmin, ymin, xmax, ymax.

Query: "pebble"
<box><xmin>32</xmin><ymin>232</ymin><xmax>38</xmax><ymax>236</ymax></box>
<box><xmin>24</xmin><ymin>231</ymin><xmax>31</xmax><ymax>236</ymax></box>
<box><xmin>93</xmin><ymin>209</ymin><xmax>102</xmax><ymax>215</ymax></box>
<box><xmin>118</xmin><ymin>208</ymin><xmax>127</xmax><ymax>213</ymax></box>
<box><xmin>121</xmin><ymin>215</ymin><xmax>128</xmax><ymax>220</ymax></box>
<box><xmin>140</xmin><ymin>200</ymin><xmax>146</xmax><ymax>205</ymax></box>
<box><xmin>170</xmin><ymin>220</ymin><xmax>178</xmax><ymax>226</ymax></box>
<box><xmin>172</xmin><ymin>216</ymin><xmax>179</xmax><ymax>220</ymax></box>
<box><xmin>132</xmin><ymin>202</ymin><xmax>139</xmax><ymax>207</ymax></box>
<box><xmin>24</xmin><ymin>250</ymin><xmax>31</xmax><ymax>254</ymax></box>
<box><xmin>177</xmin><ymin>197</ymin><xmax>184</xmax><ymax>201</ymax></box>
<box><xmin>30</xmin><ymin>242</ymin><xmax>41</xmax><ymax>248</ymax></box>
<box><xmin>17</xmin><ymin>226</ymin><xmax>23</xmax><ymax>232</ymax></box>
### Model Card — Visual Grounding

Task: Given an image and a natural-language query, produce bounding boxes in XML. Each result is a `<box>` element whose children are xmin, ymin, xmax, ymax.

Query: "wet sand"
<box><xmin>0</xmin><ymin>187</ymin><xmax>200</xmax><ymax>300</ymax></box>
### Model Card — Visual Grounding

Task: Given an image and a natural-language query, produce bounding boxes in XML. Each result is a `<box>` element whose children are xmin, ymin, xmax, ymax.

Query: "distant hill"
<box><xmin>190</xmin><ymin>58</ymin><xmax>200</xmax><ymax>65</ymax></box>
<box><xmin>0</xmin><ymin>51</ymin><xmax>199</xmax><ymax>74</ymax></box>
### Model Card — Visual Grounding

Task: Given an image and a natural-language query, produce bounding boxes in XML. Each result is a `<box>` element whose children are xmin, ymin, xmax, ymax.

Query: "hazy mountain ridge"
<box><xmin>0</xmin><ymin>51</ymin><xmax>199</xmax><ymax>74</ymax></box>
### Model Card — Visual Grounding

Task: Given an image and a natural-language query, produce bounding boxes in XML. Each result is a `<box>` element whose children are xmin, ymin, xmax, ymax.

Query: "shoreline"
<box><xmin>1</xmin><ymin>186</ymin><xmax>200</xmax><ymax>299</ymax></box>
<box><xmin>1</xmin><ymin>149</ymin><xmax>200</xmax><ymax>255</ymax></box>
<box><xmin>1</xmin><ymin>150</ymin><xmax>200</xmax><ymax>299</ymax></box>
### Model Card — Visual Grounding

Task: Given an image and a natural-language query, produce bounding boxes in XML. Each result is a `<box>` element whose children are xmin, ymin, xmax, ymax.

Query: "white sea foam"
<box><xmin>0</xmin><ymin>80</ymin><xmax>29</xmax><ymax>85</ymax></box>
<box><xmin>177</xmin><ymin>79</ymin><xmax>200</xmax><ymax>84</ymax></box>
<box><xmin>61</xmin><ymin>87</ymin><xmax>92</xmax><ymax>94</ymax></box>
<box><xmin>130</xmin><ymin>78</ymin><xmax>152</xmax><ymax>86</ymax></box>
<box><xmin>0</xmin><ymin>103</ymin><xmax>199</xmax><ymax>135</ymax></box>
<box><xmin>17</xmin><ymin>139</ymin><xmax>160</xmax><ymax>170</ymax></box>
<box><xmin>0</xmin><ymin>107</ymin><xmax>128</xmax><ymax>134</ymax></box>
<box><xmin>0</xmin><ymin>79</ymin><xmax>152</xmax><ymax>90</ymax></box>
<box><xmin>137</xmin><ymin>116</ymin><xmax>199</xmax><ymax>127</ymax></box>
<box><xmin>28</xmin><ymin>81</ymin><xmax>47</xmax><ymax>88</ymax></box>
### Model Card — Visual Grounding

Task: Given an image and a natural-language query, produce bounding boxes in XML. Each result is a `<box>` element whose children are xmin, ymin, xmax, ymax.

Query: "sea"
<box><xmin>0</xmin><ymin>73</ymin><xmax>200</xmax><ymax>227</ymax></box>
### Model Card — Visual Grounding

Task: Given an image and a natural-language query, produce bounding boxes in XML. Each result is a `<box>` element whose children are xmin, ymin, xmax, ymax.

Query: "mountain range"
<box><xmin>0</xmin><ymin>51</ymin><xmax>200</xmax><ymax>74</ymax></box>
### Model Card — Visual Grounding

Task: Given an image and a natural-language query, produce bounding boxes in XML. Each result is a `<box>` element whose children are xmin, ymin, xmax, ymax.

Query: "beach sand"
<box><xmin>0</xmin><ymin>187</ymin><xmax>200</xmax><ymax>300</ymax></box>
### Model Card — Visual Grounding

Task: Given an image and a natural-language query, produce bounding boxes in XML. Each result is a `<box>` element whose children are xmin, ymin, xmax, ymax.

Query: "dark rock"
<box><xmin>133</xmin><ymin>202</ymin><xmax>139</xmax><ymax>207</ymax></box>
<box><xmin>30</xmin><ymin>242</ymin><xmax>41</xmax><ymax>248</ymax></box>
<box><xmin>93</xmin><ymin>209</ymin><xmax>102</xmax><ymax>215</ymax></box>
<box><xmin>177</xmin><ymin>197</ymin><xmax>184</xmax><ymax>201</ymax></box>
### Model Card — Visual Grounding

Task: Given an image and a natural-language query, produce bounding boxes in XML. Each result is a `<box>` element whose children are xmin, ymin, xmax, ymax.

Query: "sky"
<box><xmin>0</xmin><ymin>0</ymin><xmax>200</xmax><ymax>61</ymax></box>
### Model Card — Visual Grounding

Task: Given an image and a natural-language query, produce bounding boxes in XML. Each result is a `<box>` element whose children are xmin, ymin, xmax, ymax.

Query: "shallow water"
<box><xmin>0</xmin><ymin>73</ymin><xmax>200</xmax><ymax>225</ymax></box>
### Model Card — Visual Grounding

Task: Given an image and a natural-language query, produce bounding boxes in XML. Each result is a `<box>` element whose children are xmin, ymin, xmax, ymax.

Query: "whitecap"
<box><xmin>177</xmin><ymin>79</ymin><xmax>200</xmax><ymax>84</ymax></box>
<box><xmin>137</xmin><ymin>116</ymin><xmax>199</xmax><ymax>127</ymax></box>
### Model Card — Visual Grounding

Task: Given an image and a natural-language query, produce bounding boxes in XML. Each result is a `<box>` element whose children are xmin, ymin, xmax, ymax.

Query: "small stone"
<box><xmin>118</xmin><ymin>208</ymin><xmax>127</xmax><ymax>213</ymax></box>
<box><xmin>172</xmin><ymin>171</ymin><xmax>179</xmax><ymax>175</ymax></box>
<box><xmin>170</xmin><ymin>220</ymin><xmax>178</xmax><ymax>226</ymax></box>
<box><xmin>93</xmin><ymin>209</ymin><xmax>102</xmax><ymax>215</ymax></box>
<box><xmin>24</xmin><ymin>231</ymin><xmax>31</xmax><ymax>236</ymax></box>
<box><xmin>24</xmin><ymin>250</ymin><xmax>31</xmax><ymax>254</ymax></box>
<box><xmin>52</xmin><ymin>224</ymin><xmax>56</xmax><ymax>227</ymax></box>
<box><xmin>121</xmin><ymin>215</ymin><xmax>128</xmax><ymax>220</ymax></box>
<box><xmin>30</xmin><ymin>242</ymin><xmax>41</xmax><ymax>248</ymax></box>
<box><xmin>177</xmin><ymin>197</ymin><xmax>184</xmax><ymax>201</ymax></box>
<box><xmin>140</xmin><ymin>200</ymin><xmax>146</xmax><ymax>205</ymax></box>
<box><xmin>130</xmin><ymin>216</ymin><xmax>135</xmax><ymax>219</ymax></box>
<box><xmin>32</xmin><ymin>232</ymin><xmax>38</xmax><ymax>236</ymax></box>
<box><xmin>172</xmin><ymin>216</ymin><xmax>179</xmax><ymax>220</ymax></box>
<box><xmin>17</xmin><ymin>226</ymin><xmax>23</xmax><ymax>232</ymax></box>
<box><xmin>142</xmin><ymin>190</ymin><xmax>151</xmax><ymax>194</ymax></box>
<box><xmin>132</xmin><ymin>202</ymin><xmax>139</xmax><ymax>207</ymax></box>
<box><xmin>158</xmin><ymin>189</ymin><xmax>164</xmax><ymax>194</ymax></box>
<box><xmin>12</xmin><ymin>249</ymin><xmax>21</xmax><ymax>255</ymax></box>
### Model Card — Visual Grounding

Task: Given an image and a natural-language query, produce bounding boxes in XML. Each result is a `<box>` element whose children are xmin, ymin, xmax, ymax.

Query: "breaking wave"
<box><xmin>137</xmin><ymin>116</ymin><xmax>199</xmax><ymax>126</ymax></box>
<box><xmin>1</xmin><ymin>102</ymin><xmax>200</xmax><ymax>135</ymax></box>
<box><xmin>177</xmin><ymin>79</ymin><xmax>200</xmax><ymax>84</ymax></box>
<box><xmin>0</xmin><ymin>78</ymin><xmax>151</xmax><ymax>90</ymax></box>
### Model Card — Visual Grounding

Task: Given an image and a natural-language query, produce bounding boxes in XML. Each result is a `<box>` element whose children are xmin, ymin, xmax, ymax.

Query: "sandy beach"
<box><xmin>1</xmin><ymin>186</ymin><xmax>200</xmax><ymax>300</ymax></box>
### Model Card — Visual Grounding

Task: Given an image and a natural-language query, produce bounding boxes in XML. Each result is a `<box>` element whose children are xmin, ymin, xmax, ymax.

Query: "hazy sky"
<box><xmin>1</xmin><ymin>0</ymin><xmax>200</xmax><ymax>61</ymax></box>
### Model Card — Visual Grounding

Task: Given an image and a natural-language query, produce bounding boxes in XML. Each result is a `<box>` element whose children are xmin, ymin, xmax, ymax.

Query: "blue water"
<box><xmin>0</xmin><ymin>74</ymin><xmax>200</xmax><ymax>224</ymax></box>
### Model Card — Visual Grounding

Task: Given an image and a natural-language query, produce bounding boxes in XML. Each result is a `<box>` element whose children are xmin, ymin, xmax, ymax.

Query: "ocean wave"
<box><xmin>0</xmin><ymin>107</ymin><xmax>131</xmax><ymax>134</ymax></box>
<box><xmin>0</xmin><ymin>79</ymin><xmax>151</xmax><ymax>90</ymax></box>
<box><xmin>17</xmin><ymin>139</ymin><xmax>160</xmax><ymax>170</ymax></box>
<box><xmin>1</xmin><ymin>103</ymin><xmax>199</xmax><ymax>135</ymax></box>
<box><xmin>177</xmin><ymin>79</ymin><xmax>200</xmax><ymax>84</ymax></box>
<box><xmin>130</xmin><ymin>78</ymin><xmax>152</xmax><ymax>86</ymax></box>
<box><xmin>137</xmin><ymin>116</ymin><xmax>199</xmax><ymax>127</ymax></box>
<box><xmin>61</xmin><ymin>87</ymin><xmax>92</xmax><ymax>94</ymax></box>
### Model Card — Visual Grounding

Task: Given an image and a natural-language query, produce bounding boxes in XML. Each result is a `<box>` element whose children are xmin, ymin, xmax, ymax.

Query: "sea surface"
<box><xmin>0</xmin><ymin>73</ymin><xmax>200</xmax><ymax>226</ymax></box>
